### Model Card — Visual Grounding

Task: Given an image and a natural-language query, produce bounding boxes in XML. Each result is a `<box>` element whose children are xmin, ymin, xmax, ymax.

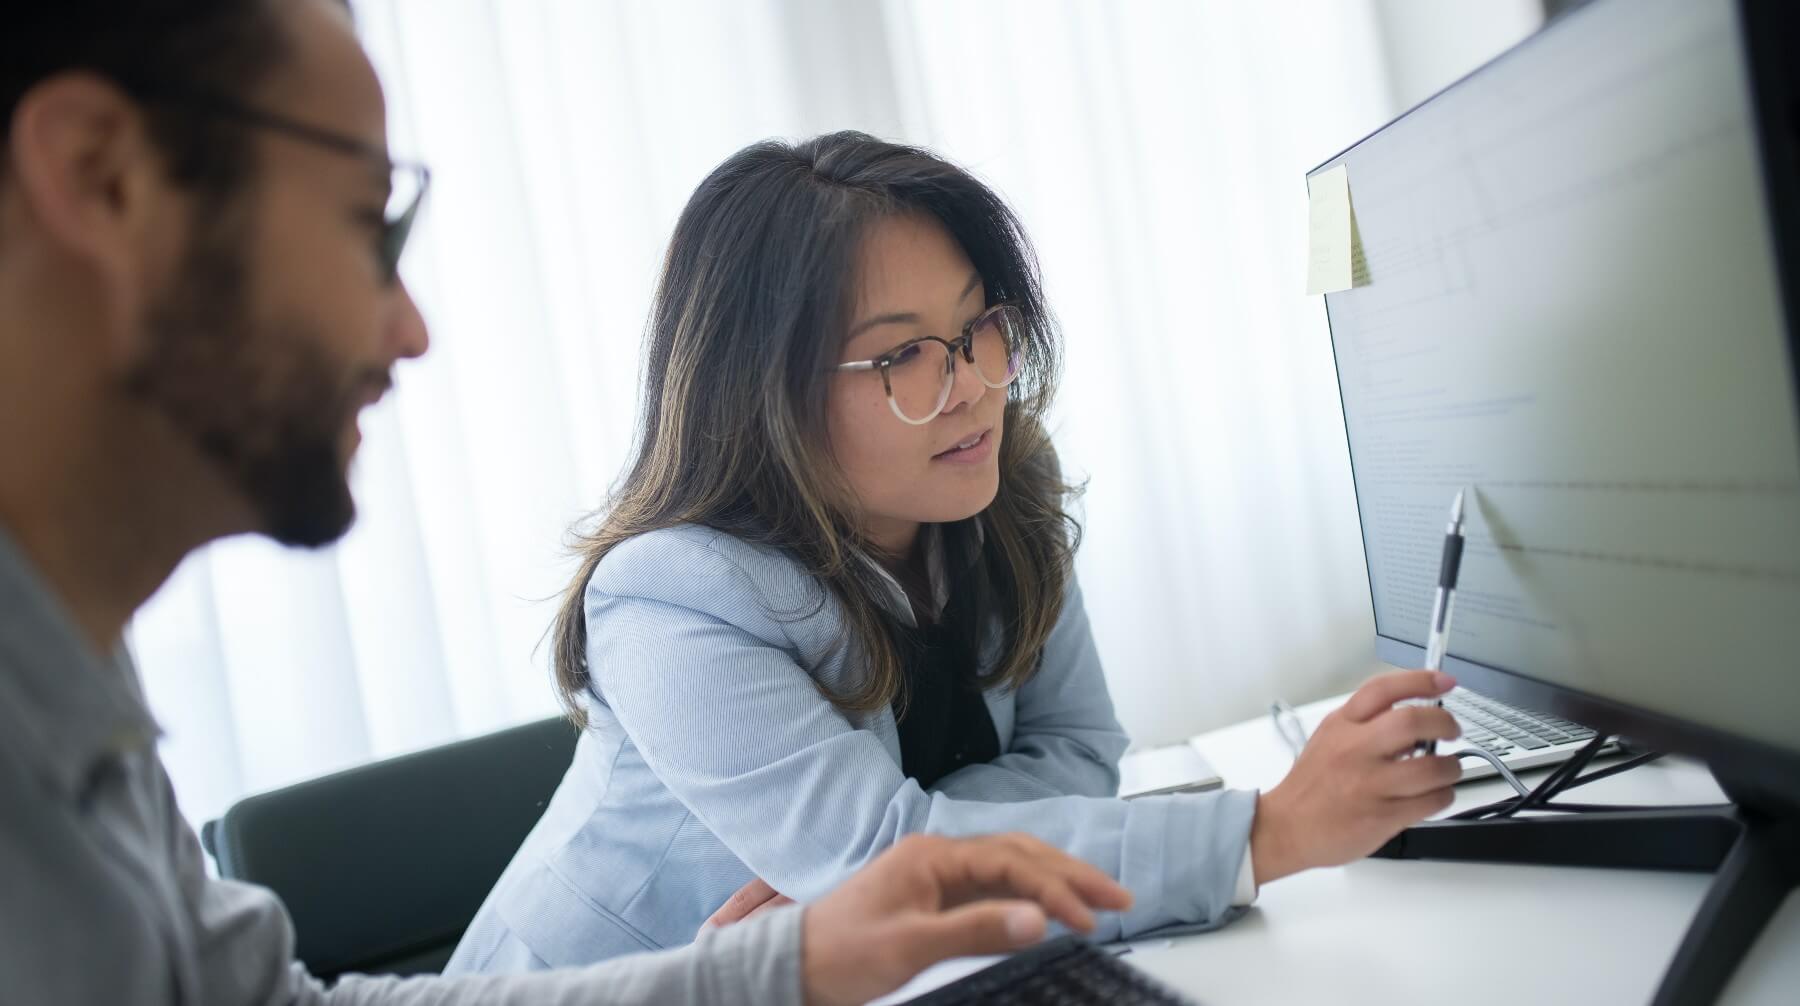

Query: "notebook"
<box><xmin>1117</xmin><ymin>744</ymin><xmax>1224</xmax><ymax>799</ymax></box>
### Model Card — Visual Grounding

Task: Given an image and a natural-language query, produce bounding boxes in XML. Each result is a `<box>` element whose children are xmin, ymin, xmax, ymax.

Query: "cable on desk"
<box><xmin>1470</xmin><ymin>734</ymin><xmax>1607</xmax><ymax>817</ymax></box>
<box><xmin>1449</xmin><ymin>747</ymin><xmax>1530</xmax><ymax>797</ymax></box>
<box><xmin>1540</xmin><ymin>750</ymin><xmax>1664</xmax><ymax>794</ymax></box>
<box><xmin>1447</xmin><ymin>736</ymin><xmax>1667</xmax><ymax>820</ymax></box>
<box><xmin>1510</xmin><ymin>734</ymin><xmax>1612</xmax><ymax>814</ymax></box>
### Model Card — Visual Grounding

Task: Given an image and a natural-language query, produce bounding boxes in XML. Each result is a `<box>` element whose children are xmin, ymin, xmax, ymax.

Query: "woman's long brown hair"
<box><xmin>551</xmin><ymin>131</ymin><xmax>1080</xmax><ymax>725</ymax></box>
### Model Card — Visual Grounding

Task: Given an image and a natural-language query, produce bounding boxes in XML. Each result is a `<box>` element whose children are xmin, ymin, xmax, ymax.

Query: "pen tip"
<box><xmin>1451</xmin><ymin>488</ymin><xmax>1465</xmax><ymax>521</ymax></box>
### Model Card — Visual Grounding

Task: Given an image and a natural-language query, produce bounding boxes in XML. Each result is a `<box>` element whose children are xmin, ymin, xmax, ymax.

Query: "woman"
<box><xmin>447</xmin><ymin>132</ymin><xmax>1462</xmax><ymax>972</ymax></box>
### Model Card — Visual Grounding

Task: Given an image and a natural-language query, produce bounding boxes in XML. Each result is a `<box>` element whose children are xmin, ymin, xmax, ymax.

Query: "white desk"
<box><xmin>875</xmin><ymin>696</ymin><xmax>1800</xmax><ymax>1005</ymax></box>
<box><xmin>1121</xmin><ymin>696</ymin><xmax>1800</xmax><ymax>1005</ymax></box>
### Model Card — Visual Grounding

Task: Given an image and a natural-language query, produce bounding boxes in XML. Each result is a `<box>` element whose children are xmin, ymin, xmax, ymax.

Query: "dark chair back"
<box><xmin>201</xmin><ymin>716</ymin><xmax>579</xmax><ymax>979</ymax></box>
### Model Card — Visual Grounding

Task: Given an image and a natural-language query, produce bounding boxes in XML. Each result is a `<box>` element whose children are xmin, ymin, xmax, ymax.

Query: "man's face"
<box><xmin>125</xmin><ymin>0</ymin><xmax>427</xmax><ymax>547</ymax></box>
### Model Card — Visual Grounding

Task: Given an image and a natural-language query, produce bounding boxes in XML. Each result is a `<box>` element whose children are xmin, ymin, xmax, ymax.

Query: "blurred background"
<box><xmin>131</xmin><ymin>0</ymin><xmax>1549</xmax><ymax>823</ymax></box>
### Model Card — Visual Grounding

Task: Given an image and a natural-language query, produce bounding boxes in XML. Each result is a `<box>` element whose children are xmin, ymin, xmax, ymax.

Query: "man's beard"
<box><xmin>124</xmin><ymin>208</ymin><xmax>383</xmax><ymax>548</ymax></box>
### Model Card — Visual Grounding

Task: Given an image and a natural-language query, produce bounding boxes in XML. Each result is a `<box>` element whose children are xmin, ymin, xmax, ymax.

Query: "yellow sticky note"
<box><xmin>1307</xmin><ymin>164</ymin><xmax>1369</xmax><ymax>294</ymax></box>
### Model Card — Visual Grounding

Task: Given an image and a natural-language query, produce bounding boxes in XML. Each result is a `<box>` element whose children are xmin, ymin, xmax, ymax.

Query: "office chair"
<box><xmin>200</xmin><ymin>716</ymin><xmax>580</xmax><ymax>979</ymax></box>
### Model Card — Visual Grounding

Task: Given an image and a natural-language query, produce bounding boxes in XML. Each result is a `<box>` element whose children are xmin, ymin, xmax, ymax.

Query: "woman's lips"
<box><xmin>933</xmin><ymin>428</ymin><xmax>994</xmax><ymax>464</ymax></box>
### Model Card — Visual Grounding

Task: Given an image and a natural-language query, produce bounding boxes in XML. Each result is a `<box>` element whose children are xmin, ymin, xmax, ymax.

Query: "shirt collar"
<box><xmin>0</xmin><ymin>522</ymin><xmax>162</xmax><ymax>802</ymax></box>
<box><xmin>862</xmin><ymin>520</ymin><xmax>983</xmax><ymax>627</ymax></box>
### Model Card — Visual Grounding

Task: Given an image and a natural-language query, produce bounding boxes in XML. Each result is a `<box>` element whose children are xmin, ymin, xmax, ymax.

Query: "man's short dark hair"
<box><xmin>2</xmin><ymin>1</ymin><xmax>294</xmax><ymax>195</ymax></box>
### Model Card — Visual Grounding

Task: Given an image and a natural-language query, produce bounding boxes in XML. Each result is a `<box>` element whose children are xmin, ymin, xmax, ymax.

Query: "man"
<box><xmin>0</xmin><ymin>2</ymin><xmax>1134</xmax><ymax>1003</ymax></box>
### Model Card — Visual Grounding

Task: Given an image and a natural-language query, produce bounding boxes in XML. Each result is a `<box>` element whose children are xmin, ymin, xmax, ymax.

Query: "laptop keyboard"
<box><xmin>1443</xmin><ymin>688</ymin><xmax>1598</xmax><ymax>755</ymax></box>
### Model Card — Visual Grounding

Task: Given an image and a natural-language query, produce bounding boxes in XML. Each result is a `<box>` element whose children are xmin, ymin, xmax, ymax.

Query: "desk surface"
<box><xmin>876</xmin><ymin>695</ymin><xmax>1800</xmax><ymax>1005</ymax></box>
<box><xmin>1122</xmin><ymin>696</ymin><xmax>1800</xmax><ymax>1005</ymax></box>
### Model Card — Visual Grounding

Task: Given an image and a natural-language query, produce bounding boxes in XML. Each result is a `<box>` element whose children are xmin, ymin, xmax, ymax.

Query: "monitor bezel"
<box><xmin>1313</xmin><ymin>0</ymin><xmax>1800</xmax><ymax>808</ymax></box>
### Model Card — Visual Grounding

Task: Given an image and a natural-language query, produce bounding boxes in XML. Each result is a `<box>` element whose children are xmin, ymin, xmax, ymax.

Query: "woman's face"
<box><xmin>827</xmin><ymin>213</ymin><xmax>1007</xmax><ymax>557</ymax></box>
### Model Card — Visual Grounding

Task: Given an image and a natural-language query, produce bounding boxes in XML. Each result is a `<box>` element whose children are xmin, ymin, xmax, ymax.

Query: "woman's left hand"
<box><xmin>700</xmin><ymin>876</ymin><xmax>795</xmax><ymax>932</ymax></box>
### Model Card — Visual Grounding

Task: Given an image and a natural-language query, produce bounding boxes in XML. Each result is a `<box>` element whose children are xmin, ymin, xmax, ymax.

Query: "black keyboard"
<box><xmin>902</xmin><ymin>936</ymin><xmax>1194</xmax><ymax>1005</ymax></box>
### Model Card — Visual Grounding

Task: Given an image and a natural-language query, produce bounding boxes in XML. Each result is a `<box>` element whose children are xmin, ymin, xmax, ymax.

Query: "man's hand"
<box><xmin>1251</xmin><ymin>670</ymin><xmax>1464</xmax><ymax>886</ymax></box>
<box><xmin>799</xmin><ymin>833</ymin><xmax>1133</xmax><ymax>1006</ymax></box>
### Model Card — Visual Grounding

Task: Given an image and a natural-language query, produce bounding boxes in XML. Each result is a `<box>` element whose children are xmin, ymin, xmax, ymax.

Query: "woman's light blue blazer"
<box><xmin>446</xmin><ymin>523</ymin><xmax>1256</xmax><ymax>973</ymax></box>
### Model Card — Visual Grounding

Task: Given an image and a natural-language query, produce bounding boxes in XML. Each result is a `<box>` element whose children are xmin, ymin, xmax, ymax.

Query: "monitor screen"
<box><xmin>1317</xmin><ymin>0</ymin><xmax>1800</xmax><ymax>759</ymax></box>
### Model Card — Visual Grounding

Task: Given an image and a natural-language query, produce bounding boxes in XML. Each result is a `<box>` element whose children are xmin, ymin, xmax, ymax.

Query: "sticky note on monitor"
<box><xmin>1307</xmin><ymin>164</ymin><xmax>1370</xmax><ymax>294</ymax></box>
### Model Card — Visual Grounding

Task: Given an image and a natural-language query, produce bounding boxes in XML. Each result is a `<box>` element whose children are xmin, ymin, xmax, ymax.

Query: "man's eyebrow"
<box><xmin>846</xmin><ymin>272</ymin><xmax>985</xmax><ymax>339</ymax></box>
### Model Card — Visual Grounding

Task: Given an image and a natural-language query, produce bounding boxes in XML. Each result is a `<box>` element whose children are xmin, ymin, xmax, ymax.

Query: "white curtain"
<box><xmin>130</xmin><ymin>0</ymin><xmax>1538</xmax><ymax>824</ymax></box>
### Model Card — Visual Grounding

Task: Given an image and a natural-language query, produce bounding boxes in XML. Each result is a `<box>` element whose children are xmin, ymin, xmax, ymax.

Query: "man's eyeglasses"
<box><xmin>835</xmin><ymin>303</ymin><xmax>1024</xmax><ymax>425</ymax></box>
<box><xmin>129</xmin><ymin>86</ymin><xmax>430</xmax><ymax>282</ymax></box>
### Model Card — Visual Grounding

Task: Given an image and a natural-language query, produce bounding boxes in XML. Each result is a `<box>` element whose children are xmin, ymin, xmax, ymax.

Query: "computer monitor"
<box><xmin>1313</xmin><ymin>0</ymin><xmax>1798</xmax><ymax>1000</ymax></box>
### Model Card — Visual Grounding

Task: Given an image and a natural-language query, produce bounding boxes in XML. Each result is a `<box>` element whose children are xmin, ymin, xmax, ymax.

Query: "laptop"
<box><xmin>1436</xmin><ymin>686</ymin><xmax>1618</xmax><ymax>782</ymax></box>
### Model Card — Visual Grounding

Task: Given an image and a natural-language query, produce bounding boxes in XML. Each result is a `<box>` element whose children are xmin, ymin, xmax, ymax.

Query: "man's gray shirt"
<box><xmin>0</xmin><ymin>525</ymin><xmax>804</xmax><ymax>1005</ymax></box>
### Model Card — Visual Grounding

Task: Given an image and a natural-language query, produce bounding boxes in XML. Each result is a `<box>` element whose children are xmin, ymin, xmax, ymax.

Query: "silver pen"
<box><xmin>1415</xmin><ymin>488</ymin><xmax>1466</xmax><ymax>755</ymax></box>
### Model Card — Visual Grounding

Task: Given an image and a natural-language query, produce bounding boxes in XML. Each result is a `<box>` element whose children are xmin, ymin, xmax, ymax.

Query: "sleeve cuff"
<box><xmin>689</xmin><ymin>901</ymin><xmax>806</xmax><ymax>1003</ymax></box>
<box><xmin>1231</xmin><ymin>841</ymin><xmax>1257</xmax><ymax>906</ymax></box>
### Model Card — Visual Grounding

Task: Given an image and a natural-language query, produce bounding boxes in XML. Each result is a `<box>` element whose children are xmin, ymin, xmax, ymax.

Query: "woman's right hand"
<box><xmin>700</xmin><ymin>877</ymin><xmax>793</xmax><ymax>932</ymax></box>
<box><xmin>1249</xmin><ymin>670</ymin><xmax>1464</xmax><ymax>887</ymax></box>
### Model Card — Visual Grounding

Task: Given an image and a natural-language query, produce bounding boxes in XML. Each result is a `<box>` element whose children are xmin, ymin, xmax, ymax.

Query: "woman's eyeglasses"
<box><xmin>835</xmin><ymin>303</ymin><xmax>1023</xmax><ymax>425</ymax></box>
